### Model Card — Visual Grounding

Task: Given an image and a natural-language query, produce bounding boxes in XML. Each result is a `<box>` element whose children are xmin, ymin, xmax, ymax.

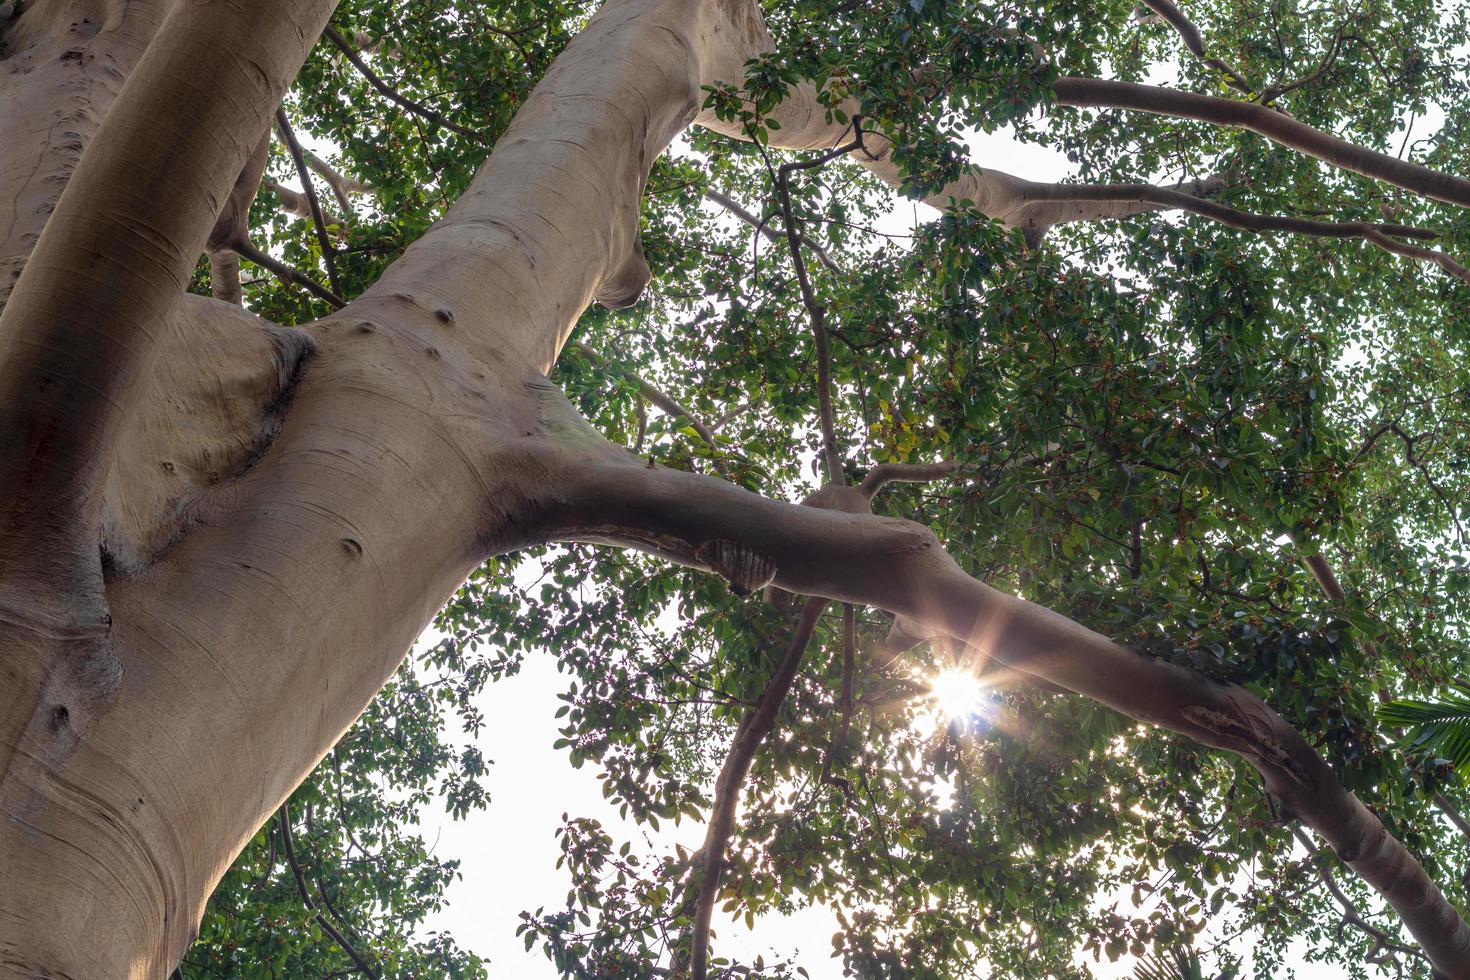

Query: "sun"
<box><xmin>928</xmin><ymin>668</ymin><xmax>990</xmax><ymax>723</ymax></box>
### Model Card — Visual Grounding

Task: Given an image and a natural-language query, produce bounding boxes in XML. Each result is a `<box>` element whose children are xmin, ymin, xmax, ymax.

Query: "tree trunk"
<box><xmin>2</xmin><ymin>0</ymin><xmax>1469</xmax><ymax>977</ymax></box>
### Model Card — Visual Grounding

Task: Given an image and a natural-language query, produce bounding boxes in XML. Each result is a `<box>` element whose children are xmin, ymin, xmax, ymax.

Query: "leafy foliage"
<box><xmin>180</xmin><ymin>0</ymin><xmax>1470</xmax><ymax>975</ymax></box>
<box><xmin>1381</xmin><ymin>681</ymin><xmax>1470</xmax><ymax>778</ymax></box>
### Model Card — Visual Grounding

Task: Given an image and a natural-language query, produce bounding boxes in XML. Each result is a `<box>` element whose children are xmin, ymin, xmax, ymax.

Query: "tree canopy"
<box><xmin>22</xmin><ymin>0</ymin><xmax>1470</xmax><ymax>975</ymax></box>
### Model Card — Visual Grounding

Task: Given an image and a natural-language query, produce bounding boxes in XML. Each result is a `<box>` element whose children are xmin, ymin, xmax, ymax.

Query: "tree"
<box><xmin>2</xmin><ymin>0</ymin><xmax>1470</xmax><ymax>976</ymax></box>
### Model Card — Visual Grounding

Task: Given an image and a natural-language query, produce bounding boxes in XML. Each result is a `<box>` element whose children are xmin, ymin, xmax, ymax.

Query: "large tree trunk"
<box><xmin>2</xmin><ymin>0</ymin><xmax>1468</xmax><ymax>977</ymax></box>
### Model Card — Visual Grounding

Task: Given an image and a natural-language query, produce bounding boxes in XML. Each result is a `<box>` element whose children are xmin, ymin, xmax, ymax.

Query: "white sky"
<box><xmin>381</xmin><ymin>128</ymin><xmax>1399</xmax><ymax>979</ymax></box>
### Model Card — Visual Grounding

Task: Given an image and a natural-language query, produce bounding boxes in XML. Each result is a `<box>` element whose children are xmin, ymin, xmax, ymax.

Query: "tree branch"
<box><xmin>1052</xmin><ymin>76</ymin><xmax>1470</xmax><ymax>209</ymax></box>
<box><xmin>304</xmin><ymin>148</ymin><xmax>370</xmax><ymax>218</ymax></box>
<box><xmin>1019</xmin><ymin>180</ymin><xmax>1467</xmax><ymax>280</ymax></box>
<box><xmin>545</xmin><ymin>449</ymin><xmax>1470</xmax><ymax>977</ymax></box>
<box><xmin>1137</xmin><ymin>0</ymin><xmax>1255</xmax><ymax>96</ymax></box>
<box><xmin>772</xmin><ymin>139</ymin><xmax>862</xmax><ymax>484</ymax></box>
<box><xmin>278</xmin><ymin>805</ymin><xmax>379</xmax><ymax>977</ymax></box>
<box><xmin>858</xmin><ymin>461</ymin><xmax>959</xmax><ymax>498</ymax></box>
<box><xmin>563</xmin><ymin>342</ymin><xmax>724</xmax><ymax>468</ymax></box>
<box><xmin>275</xmin><ymin>110</ymin><xmax>344</xmax><ymax>299</ymax></box>
<box><xmin>0</xmin><ymin>0</ymin><xmax>338</xmax><ymax>621</ymax></box>
<box><xmin>265</xmin><ymin>179</ymin><xmax>347</xmax><ymax>230</ymax></box>
<box><xmin>704</xmin><ymin>188</ymin><xmax>840</xmax><ymax>274</ymax></box>
<box><xmin>235</xmin><ymin>240</ymin><xmax>346</xmax><ymax>309</ymax></box>
<box><xmin>1291</xmin><ymin>826</ymin><xmax>1428</xmax><ymax>965</ymax></box>
<box><xmin>322</xmin><ymin>25</ymin><xmax>482</xmax><ymax>140</ymax></box>
<box><xmin>208</xmin><ymin>251</ymin><xmax>244</xmax><ymax>306</ymax></box>
<box><xmin>690</xmin><ymin>597</ymin><xmax>824</xmax><ymax>980</ymax></box>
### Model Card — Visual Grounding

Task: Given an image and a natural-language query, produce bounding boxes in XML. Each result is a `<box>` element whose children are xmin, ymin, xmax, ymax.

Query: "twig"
<box><xmin>704</xmin><ymin>188</ymin><xmax>840</xmax><ymax>274</ymax></box>
<box><xmin>323</xmin><ymin>26</ymin><xmax>482</xmax><ymax>139</ymax></box>
<box><xmin>278</xmin><ymin>805</ymin><xmax>380</xmax><ymax>977</ymax></box>
<box><xmin>274</xmin><ymin>110</ymin><xmax>343</xmax><ymax>298</ymax></box>
<box><xmin>690</xmin><ymin>597</ymin><xmax>825</xmax><ymax>980</ymax></box>
<box><xmin>564</xmin><ymin>342</ymin><xmax>726</xmax><ymax>473</ymax></box>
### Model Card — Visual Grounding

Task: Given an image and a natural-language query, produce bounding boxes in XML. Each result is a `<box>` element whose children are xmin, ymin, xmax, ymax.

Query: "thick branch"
<box><xmin>690</xmin><ymin>597</ymin><xmax>824</xmax><ymax>980</ymax></box>
<box><xmin>547</xmin><ymin>451</ymin><xmax>1470</xmax><ymax>977</ymax></box>
<box><xmin>266</xmin><ymin>180</ymin><xmax>347</xmax><ymax>230</ymax></box>
<box><xmin>0</xmin><ymin>0</ymin><xmax>338</xmax><ymax>622</ymax></box>
<box><xmin>1052</xmin><ymin>77</ymin><xmax>1470</xmax><ymax>209</ymax></box>
<box><xmin>322</xmin><ymin>26</ymin><xmax>482</xmax><ymax>140</ymax></box>
<box><xmin>858</xmin><ymin>461</ymin><xmax>959</xmax><ymax>498</ymax></box>
<box><xmin>209</xmin><ymin>251</ymin><xmax>244</xmax><ymax>306</ymax></box>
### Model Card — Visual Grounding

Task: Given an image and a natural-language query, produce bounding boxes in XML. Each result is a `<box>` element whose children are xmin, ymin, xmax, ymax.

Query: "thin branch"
<box><xmin>1361</xmin><ymin>227</ymin><xmax>1470</xmax><ymax>287</ymax></box>
<box><xmin>322</xmin><ymin>25</ymin><xmax>482</xmax><ymax>139</ymax></box>
<box><xmin>236</xmin><ymin>240</ymin><xmax>346</xmax><ymax>308</ymax></box>
<box><xmin>1259</xmin><ymin>16</ymin><xmax>1349</xmax><ymax>105</ymax></box>
<box><xmin>274</xmin><ymin>110</ymin><xmax>343</xmax><ymax>299</ymax></box>
<box><xmin>278</xmin><ymin>805</ymin><xmax>380</xmax><ymax>977</ymax></box>
<box><xmin>1350</xmin><ymin>421</ymin><xmax>1467</xmax><ymax>539</ymax></box>
<box><xmin>563</xmin><ymin>342</ymin><xmax>725</xmax><ymax>470</ymax></box>
<box><xmin>772</xmin><ymin>137</ymin><xmax>862</xmax><ymax>485</ymax></box>
<box><xmin>1137</xmin><ymin>0</ymin><xmax>1255</xmax><ymax>95</ymax></box>
<box><xmin>1052</xmin><ymin>76</ymin><xmax>1470</xmax><ymax>209</ymax></box>
<box><xmin>1292</xmin><ymin>826</ymin><xmax>1428</xmax><ymax>965</ymax></box>
<box><xmin>704</xmin><ymin>188</ymin><xmax>840</xmax><ymax>274</ymax></box>
<box><xmin>690</xmin><ymin>597</ymin><xmax>825</xmax><ymax>980</ymax></box>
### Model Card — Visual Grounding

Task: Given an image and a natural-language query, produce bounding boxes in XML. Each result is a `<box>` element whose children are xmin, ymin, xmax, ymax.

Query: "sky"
<box><xmin>289</xmin><ymin>124</ymin><xmax>1402</xmax><ymax>979</ymax></box>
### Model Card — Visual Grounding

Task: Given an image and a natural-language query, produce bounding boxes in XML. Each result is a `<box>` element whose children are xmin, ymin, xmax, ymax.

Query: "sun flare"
<box><xmin>928</xmin><ymin>668</ymin><xmax>990</xmax><ymax>722</ymax></box>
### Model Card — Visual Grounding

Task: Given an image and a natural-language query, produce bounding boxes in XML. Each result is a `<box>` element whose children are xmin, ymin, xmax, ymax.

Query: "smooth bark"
<box><xmin>2</xmin><ymin>0</ymin><xmax>1468</xmax><ymax>976</ymax></box>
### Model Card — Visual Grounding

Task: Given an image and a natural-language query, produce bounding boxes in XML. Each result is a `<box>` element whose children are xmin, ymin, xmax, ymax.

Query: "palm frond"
<box><xmin>1379</xmin><ymin>680</ymin><xmax>1470</xmax><ymax>776</ymax></box>
<box><xmin>1133</xmin><ymin>948</ymin><xmax>1205</xmax><ymax>980</ymax></box>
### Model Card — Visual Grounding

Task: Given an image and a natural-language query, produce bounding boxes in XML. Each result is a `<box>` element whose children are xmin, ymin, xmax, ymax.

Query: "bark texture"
<box><xmin>2</xmin><ymin>0</ymin><xmax>1468</xmax><ymax>976</ymax></box>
